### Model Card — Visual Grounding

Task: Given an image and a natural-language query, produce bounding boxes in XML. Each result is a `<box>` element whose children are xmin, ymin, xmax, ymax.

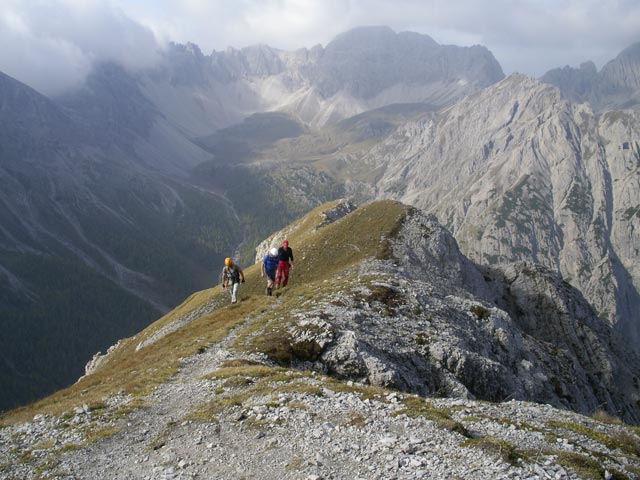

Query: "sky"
<box><xmin>1</xmin><ymin>0</ymin><xmax>639</xmax><ymax>96</ymax></box>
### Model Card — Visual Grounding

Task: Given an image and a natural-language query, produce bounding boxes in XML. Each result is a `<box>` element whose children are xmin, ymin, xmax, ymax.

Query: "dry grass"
<box><xmin>1</xmin><ymin>299</ymin><xmax>253</xmax><ymax>425</ymax></box>
<box><xmin>461</xmin><ymin>437</ymin><xmax>522</xmax><ymax>465</ymax></box>
<box><xmin>394</xmin><ymin>395</ymin><xmax>470</xmax><ymax>437</ymax></box>
<box><xmin>547</xmin><ymin>420</ymin><xmax>640</xmax><ymax>457</ymax></box>
<box><xmin>1</xmin><ymin>199</ymin><xmax>410</xmax><ymax>426</ymax></box>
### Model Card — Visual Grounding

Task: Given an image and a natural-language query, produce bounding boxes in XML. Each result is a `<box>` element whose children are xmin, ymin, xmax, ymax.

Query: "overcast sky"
<box><xmin>1</xmin><ymin>0</ymin><xmax>639</xmax><ymax>96</ymax></box>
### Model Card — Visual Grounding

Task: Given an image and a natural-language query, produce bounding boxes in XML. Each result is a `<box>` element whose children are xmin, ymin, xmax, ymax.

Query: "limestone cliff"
<box><xmin>370</xmin><ymin>74</ymin><xmax>640</xmax><ymax>343</ymax></box>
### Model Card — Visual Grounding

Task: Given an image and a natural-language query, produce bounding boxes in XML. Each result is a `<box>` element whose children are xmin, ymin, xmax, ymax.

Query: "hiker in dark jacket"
<box><xmin>221</xmin><ymin>257</ymin><xmax>245</xmax><ymax>304</ymax></box>
<box><xmin>275</xmin><ymin>239</ymin><xmax>294</xmax><ymax>289</ymax></box>
<box><xmin>261</xmin><ymin>248</ymin><xmax>279</xmax><ymax>296</ymax></box>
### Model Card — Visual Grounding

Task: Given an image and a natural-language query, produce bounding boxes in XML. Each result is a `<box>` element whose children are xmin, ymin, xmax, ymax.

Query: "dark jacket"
<box><xmin>278</xmin><ymin>246</ymin><xmax>294</xmax><ymax>263</ymax></box>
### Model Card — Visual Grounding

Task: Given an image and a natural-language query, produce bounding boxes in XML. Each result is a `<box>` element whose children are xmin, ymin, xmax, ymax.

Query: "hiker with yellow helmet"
<box><xmin>221</xmin><ymin>257</ymin><xmax>245</xmax><ymax>304</ymax></box>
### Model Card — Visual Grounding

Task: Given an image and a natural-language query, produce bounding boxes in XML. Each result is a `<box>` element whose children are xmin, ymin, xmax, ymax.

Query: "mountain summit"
<box><xmin>542</xmin><ymin>41</ymin><xmax>640</xmax><ymax>111</ymax></box>
<box><xmin>2</xmin><ymin>200</ymin><xmax>639</xmax><ymax>479</ymax></box>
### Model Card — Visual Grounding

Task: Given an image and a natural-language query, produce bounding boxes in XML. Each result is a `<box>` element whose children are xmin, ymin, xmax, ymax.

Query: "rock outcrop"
<box><xmin>368</xmin><ymin>74</ymin><xmax>640</xmax><ymax>344</ymax></box>
<box><xmin>2</xmin><ymin>200</ymin><xmax>639</xmax><ymax>480</ymax></box>
<box><xmin>254</xmin><ymin>198</ymin><xmax>357</xmax><ymax>263</ymax></box>
<box><xmin>276</xmin><ymin>206</ymin><xmax>640</xmax><ymax>424</ymax></box>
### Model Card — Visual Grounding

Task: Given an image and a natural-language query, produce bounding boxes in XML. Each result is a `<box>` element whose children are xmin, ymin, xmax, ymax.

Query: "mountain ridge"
<box><xmin>542</xmin><ymin>41</ymin><xmax>640</xmax><ymax>111</ymax></box>
<box><xmin>137</xmin><ymin>26</ymin><xmax>504</xmax><ymax>133</ymax></box>
<box><xmin>360</xmin><ymin>73</ymin><xmax>640</xmax><ymax>344</ymax></box>
<box><xmin>1</xmin><ymin>199</ymin><xmax>639</xmax><ymax>479</ymax></box>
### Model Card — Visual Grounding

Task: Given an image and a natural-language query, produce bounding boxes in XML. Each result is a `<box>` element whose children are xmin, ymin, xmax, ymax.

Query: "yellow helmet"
<box><xmin>224</xmin><ymin>257</ymin><xmax>232</xmax><ymax>266</ymax></box>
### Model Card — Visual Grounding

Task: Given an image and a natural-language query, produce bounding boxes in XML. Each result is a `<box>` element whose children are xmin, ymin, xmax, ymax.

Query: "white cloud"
<box><xmin>0</xmin><ymin>0</ymin><xmax>161</xmax><ymax>95</ymax></box>
<box><xmin>1</xmin><ymin>0</ymin><xmax>639</xmax><ymax>94</ymax></box>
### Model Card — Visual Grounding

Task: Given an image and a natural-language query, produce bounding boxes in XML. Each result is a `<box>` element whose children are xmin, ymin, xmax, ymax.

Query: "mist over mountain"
<box><xmin>1</xmin><ymin>24</ymin><xmax>639</xmax><ymax>420</ymax></box>
<box><xmin>0</xmin><ymin>69</ymin><xmax>244</xmax><ymax>410</ymax></box>
<box><xmin>542</xmin><ymin>41</ymin><xmax>640</xmax><ymax>111</ymax></box>
<box><xmin>0</xmin><ymin>63</ymin><xmax>342</xmax><ymax>410</ymax></box>
<box><xmin>139</xmin><ymin>26</ymin><xmax>504</xmax><ymax>133</ymax></box>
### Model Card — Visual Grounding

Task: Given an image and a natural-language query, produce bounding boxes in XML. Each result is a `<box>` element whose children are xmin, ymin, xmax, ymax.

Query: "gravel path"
<box><xmin>3</xmin><ymin>309</ymin><xmax>639</xmax><ymax>480</ymax></box>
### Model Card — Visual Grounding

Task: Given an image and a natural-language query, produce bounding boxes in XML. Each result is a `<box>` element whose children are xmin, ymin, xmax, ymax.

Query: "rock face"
<box><xmin>368</xmin><ymin>74</ymin><xmax>640</xmax><ymax>344</ymax></box>
<box><xmin>542</xmin><ymin>42</ymin><xmax>640</xmax><ymax>111</ymax></box>
<box><xmin>277</xmin><ymin>206</ymin><xmax>640</xmax><ymax>424</ymax></box>
<box><xmin>139</xmin><ymin>26</ymin><xmax>504</xmax><ymax>132</ymax></box>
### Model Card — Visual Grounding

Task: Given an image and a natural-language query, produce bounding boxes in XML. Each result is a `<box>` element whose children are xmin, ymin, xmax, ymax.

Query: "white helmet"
<box><xmin>269</xmin><ymin>247</ymin><xmax>278</xmax><ymax>256</ymax></box>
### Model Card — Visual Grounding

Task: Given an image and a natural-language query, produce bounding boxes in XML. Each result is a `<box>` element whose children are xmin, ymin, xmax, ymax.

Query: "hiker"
<box><xmin>261</xmin><ymin>247</ymin><xmax>279</xmax><ymax>296</ymax></box>
<box><xmin>275</xmin><ymin>239</ymin><xmax>294</xmax><ymax>289</ymax></box>
<box><xmin>221</xmin><ymin>257</ymin><xmax>245</xmax><ymax>304</ymax></box>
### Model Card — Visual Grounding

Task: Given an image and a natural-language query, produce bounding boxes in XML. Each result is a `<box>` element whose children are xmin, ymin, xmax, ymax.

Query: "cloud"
<box><xmin>124</xmin><ymin>0</ymin><xmax>639</xmax><ymax>77</ymax></box>
<box><xmin>1</xmin><ymin>0</ymin><xmax>639</xmax><ymax>95</ymax></box>
<box><xmin>0</xmin><ymin>0</ymin><xmax>161</xmax><ymax>95</ymax></box>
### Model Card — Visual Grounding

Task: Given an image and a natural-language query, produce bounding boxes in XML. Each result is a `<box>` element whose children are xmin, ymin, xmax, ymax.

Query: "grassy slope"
<box><xmin>0</xmin><ymin>199</ymin><xmax>409</xmax><ymax>424</ymax></box>
<box><xmin>0</xmin><ymin>167</ymin><xmax>244</xmax><ymax>412</ymax></box>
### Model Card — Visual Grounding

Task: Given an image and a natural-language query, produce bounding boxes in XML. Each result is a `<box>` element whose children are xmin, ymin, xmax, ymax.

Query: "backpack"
<box><xmin>224</xmin><ymin>266</ymin><xmax>240</xmax><ymax>283</ymax></box>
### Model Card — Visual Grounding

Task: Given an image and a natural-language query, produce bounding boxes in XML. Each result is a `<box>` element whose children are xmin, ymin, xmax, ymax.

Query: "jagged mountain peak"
<box><xmin>315</xmin><ymin>26</ymin><xmax>503</xmax><ymax>100</ymax></box>
<box><xmin>327</xmin><ymin>25</ymin><xmax>433</xmax><ymax>47</ymax></box>
<box><xmin>166</xmin><ymin>41</ymin><xmax>205</xmax><ymax>58</ymax></box>
<box><xmin>137</xmin><ymin>25</ymin><xmax>505</xmax><ymax>134</ymax></box>
<box><xmin>2</xmin><ymin>199</ymin><xmax>639</xmax><ymax>478</ymax></box>
<box><xmin>615</xmin><ymin>41</ymin><xmax>640</xmax><ymax>61</ymax></box>
<box><xmin>601</xmin><ymin>40</ymin><xmax>640</xmax><ymax>91</ymax></box>
<box><xmin>542</xmin><ymin>39</ymin><xmax>640</xmax><ymax>110</ymax></box>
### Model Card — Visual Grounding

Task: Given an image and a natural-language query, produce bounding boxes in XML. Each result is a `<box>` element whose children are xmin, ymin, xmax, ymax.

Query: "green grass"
<box><xmin>189</xmin><ymin>373</ymin><xmax>323</xmax><ymax>420</ymax></box>
<box><xmin>551</xmin><ymin>451</ymin><xmax>627</xmax><ymax>480</ymax></box>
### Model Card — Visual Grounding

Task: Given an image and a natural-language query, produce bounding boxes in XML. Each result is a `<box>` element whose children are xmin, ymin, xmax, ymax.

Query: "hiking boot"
<box><xmin>265</xmin><ymin>287</ymin><xmax>270</xmax><ymax>296</ymax></box>
<box><xmin>267</xmin><ymin>287</ymin><xmax>272</xmax><ymax>296</ymax></box>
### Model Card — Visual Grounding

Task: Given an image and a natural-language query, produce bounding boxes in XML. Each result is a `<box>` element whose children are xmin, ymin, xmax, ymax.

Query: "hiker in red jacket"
<box><xmin>275</xmin><ymin>239</ymin><xmax>294</xmax><ymax>289</ymax></box>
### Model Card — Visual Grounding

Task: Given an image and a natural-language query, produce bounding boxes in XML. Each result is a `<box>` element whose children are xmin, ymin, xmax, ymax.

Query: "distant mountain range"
<box><xmin>371</xmin><ymin>74</ymin><xmax>640</xmax><ymax>344</ymax></box>
<box><xmin>0</xmin><ymin>25</ymin><xmax>638</xmax><ymax>412</ymax></box>
<box><xmin>542</xmin><ymin>41</ymin><xmax>640</xmax><ymax>111</ymax></box>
